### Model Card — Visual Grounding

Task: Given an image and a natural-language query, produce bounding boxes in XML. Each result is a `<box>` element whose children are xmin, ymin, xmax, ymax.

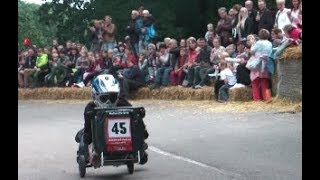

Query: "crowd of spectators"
<box><xmin>18</xmin><ymin>0</ymin><xmax>302</xmax><ymax>102</ymax></box>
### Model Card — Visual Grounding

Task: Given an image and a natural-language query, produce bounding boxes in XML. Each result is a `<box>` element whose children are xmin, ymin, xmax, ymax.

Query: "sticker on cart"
<box><xmin>105</xmin><ymin>117</ymin><xmax>132</xmax><ymax>152</ymax></box>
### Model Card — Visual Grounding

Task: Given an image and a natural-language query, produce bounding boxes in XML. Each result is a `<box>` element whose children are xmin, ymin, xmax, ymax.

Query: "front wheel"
<box><xmin>78</xmin><ymin>155</ymin><xmax>86</xmax><ymax>178</ymax></box>
<box><xmin>127</xmin><ymin>162</ymin><xmax>134</xmax><ymax>174</ymax></box>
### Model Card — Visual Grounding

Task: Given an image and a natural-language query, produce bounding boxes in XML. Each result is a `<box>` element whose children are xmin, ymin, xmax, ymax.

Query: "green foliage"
<box><xmin>18</xmin><ymin>0</ymin><xmax>57</xmax><ymax>49</ymax></box>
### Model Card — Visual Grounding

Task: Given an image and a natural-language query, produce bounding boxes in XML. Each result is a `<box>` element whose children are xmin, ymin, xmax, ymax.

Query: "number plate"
<box><xmin>105</xmin><ymin>117</ymin><xmax>132</xmax><ymax>152</ymax></box>
<box><xmin>107</xmin><ymin>118</ymin><xmax>131</xmax><ymax>138</ymax></box>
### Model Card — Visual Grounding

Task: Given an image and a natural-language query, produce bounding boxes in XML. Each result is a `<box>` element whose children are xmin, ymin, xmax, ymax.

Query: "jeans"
<box><xmin>198</xmin><ymin>68</ymin><xmax>215</xmax><ymax>86</ymax></box>
<box><xmin>45</xmin><ymin>65</ymin><xmax>68</xmax><ymax>86</ymax></box>
<box><xmin>219</xmin><ymin>84</ymin><xmax>234</xmax><ymax>101</ymax></box>
<box><xmin>187</xmin><ymin>66</ymin><xmax>197</xmax><ymax>86</ymax></box>
<box><xmin>214</xmin><ymin>80</ymin><xmax>225</xmax><ymax>100</ymax></box>
<box><xmin>155</xmin><ymin>67</ymin><xmax>171</xmax><ymax>86</ymax></box>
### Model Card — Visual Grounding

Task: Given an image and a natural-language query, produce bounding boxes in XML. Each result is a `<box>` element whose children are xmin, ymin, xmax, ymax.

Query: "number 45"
<box><xmin>111</xmin><ymin>122</ymin><xmax>127</xmax><ymax>134</ymax></box>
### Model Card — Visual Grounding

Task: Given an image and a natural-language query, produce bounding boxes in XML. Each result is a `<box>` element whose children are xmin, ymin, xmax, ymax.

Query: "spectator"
<box><xmin>152</xmin><ymin>43</ymin><xmax>171</xmax><ymax>88</ymax></box>
<box><xmin>168</xmin><ymin>39</ymin><xmax>181</xmax><ymax>73</ymax></box>
<box><xmin>76</xmin><ymin>43</ymin><xmax>83</xmax><ymax>52</ymax></box>
<box><xmin>210</xmin><ymin>37</ymin><xmax>226</xmax><ymax>66</ymax></box>
<box><xmin>101</xmin><ymin>16</ymin><xmax>117</xmax><ymax>51</ymax></box>
<box><xmin>170</xmin><ymin>48</ymin><xmax>187</xmax><ymax>86</ymax></box>
<box><xmin>193</xmin><ymin>37</ymin><xmax>225</xmax><ymax>88</ymax></box>
<box><xmin>142</xmin><ymin>10</ymin><xmax>156</xmax><ymax>44</ymax></box>
<box><xmin>205</xmin><ymin>23</ymin><xmax>214</xmax><ymax>42</ymax></box>
<box><xmin>164</xmin><ymin>37</ymin><xmax>171</xmax><ymax>49</ymax></box>
<box><xmin>217</xmin><ymin>60</ymin><xmax>237</xmax><ymax>103</ymax></box>
<box><xmin>289</xmin><ymin>0</ymin><xmax>302</xmax><ymax>28</ymax></box>
<box><xmin>68</xmin><ymin>48</ymin><xmax>79</xmax><ymax>69</ymax></box>
<box><xmin>230</xmin><ymin>40</ymin><xmax>251</xmax><ymax>88</ymax></box>
<box><xmin>57</xmin><ymin>45</ymin><xmax>64</xmax><ymax>53</ymax></box>
<box><xmin>225</xmin><ymin>44</ymin><xmax>237</xmax><ymax>58</ymax></box>
<box><xmin>82</xmin><ymin>52</ymin><xmax>97</xmax><ymax>87</ymax></box>
<box><xmin>89</xmin><ymin>20</ymin><xmax>102</xmax><ymax>53</ymax></box>
<box><xmin>66</xmin><ymin>40</ymin><xmax>72</xmax><ymax>54</ymax></box>
<box><xmin>126</xmin><ymin>10</ymin><xmax>144</xmax><ymax>57</ymax></box>
<box><xmin>206</xmin><ymin>31</ymin><xmax>216</xmax><ymax>47</ymax></box>
<box><xmin>179</xmin><ymin>39</ymin><xmax>187</xmax><ymax>48</ymax></box>
<box><xmin>216</xmin><ymin>7</ymin><xmax>232</xmax><ymax>47</ymax></box>
<box><xmin>271</xmin><ymin>28</ymin><xmax>286</xmax><ymax>47</ymax></box>
<box><xmin>44</xmin><ymin>52</ymin><xmax>60</xmax><ymax>86</ymax></box>
<box><xmin>231</xmin><ymin>4</ymin><xmax>243</xmax><ymax>32</ymax></box>
<box><xmin>146</xmin><ymin>43</ymin><xmax>157</xmax><ymax>83</ymax></box>
<box><xmin>30</xmin><ymin>48</ymin><xmax>49</xmax><ymax>87</ymax></box>
<box><xmin>249</xmin><ymin>29</ymin><xmax>273</xmax><ymax>101</ymax></box>
<box><xmin>213</xmin><ymin>52</ymin><xmax>230</xmax><ymax>100</ymax></box>
<box><xmin>274</xmin><ymin>0</ymin><xmax>291</xmax><ymax>32</ymax></box>
<box><xmin>185</xmin><ymin>38</ymin><xmax>199</xmax><ymax>87</ymax></box>
<box><xmin>194</xmin><ymin>38</ymin><xmax>212</xmax><ymax>89</ymax></box>
<box><xmin>138</xmin><ymin>50</ymin><xmax>149</xmax><ymax>82</ymax></box>
<box><xmin>73</xmin><ymin>48</ymin><xmax>89</xmax><ymax>85</ymax></box>
<box><xmin>18</xmin><ymin>48</ymin><xmax>37</xmax><ymax>88</ymax></box>
<box><xmin>118</xmin><ymin>59</ymin><xmax>146</xmax><ymax>99</ymax></box>
<box><xmin>256</xmin><ymin>0</ymin><xmax>274</xmax><ymax>33</ymax></box>
<box><xmin>245</xmin><ymin>0</ymin><xmax>258</xmax><ymax>34</ymax></box>
<box><xmin>234</xmin><ymin>7</ymin><xmax>253</xmax><ymax>42</ymax></box>
<box><xmin>123</xmin><ymin>47</ymin><xmax>138</xmax><ymax>67</ymax></box>
<box><xmin>282</xmin><ymin>24</ymin><xmax>302</xmax><ymax>45</ymax></box>
<box><xmin>52</xmin><ymin>39</ymin><xmax>59</xmax><ymax>49</ymax></box>
<box><xmin>102</xmin><ymin>49</ymin><xmax>114</xmax><ymax>72</ymax></box>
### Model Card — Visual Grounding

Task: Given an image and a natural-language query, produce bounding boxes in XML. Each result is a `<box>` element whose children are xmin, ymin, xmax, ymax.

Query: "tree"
<box><xmin>18</xmin><ymin>0</ymin><xmax>57</xmax><ymax>49</ymax></box>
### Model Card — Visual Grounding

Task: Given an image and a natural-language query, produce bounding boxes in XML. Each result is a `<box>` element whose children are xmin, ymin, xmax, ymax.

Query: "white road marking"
<box><xmin>149</xmin><ymin>146</ymin><xmax>226</xmax><ymax>175</ymax></box>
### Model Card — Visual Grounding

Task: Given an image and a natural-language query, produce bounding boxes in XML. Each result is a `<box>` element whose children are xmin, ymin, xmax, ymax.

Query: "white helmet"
<box><xmin>91</xmin><ymin>74</ymin><xmax>120</xmax><ymax>107</ymax></box>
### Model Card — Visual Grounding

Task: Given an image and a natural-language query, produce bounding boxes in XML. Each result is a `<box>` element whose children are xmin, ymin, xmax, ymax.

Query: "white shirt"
<box><xmin>220</xmin><ymin>68</ymin><xmax>237</xmax><ymax>86</ymax></box>
<box><xmin>275</xmin><ymin>8</ymin><xmax>291</xmax><ymax>31</ymax></box>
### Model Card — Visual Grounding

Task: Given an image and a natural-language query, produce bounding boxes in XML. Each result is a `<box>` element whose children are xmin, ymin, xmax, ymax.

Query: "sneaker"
<box><xmin>65</xmin><ymin>81</ymin><xmax>70</xmax><ymax>87</ymax></box>
<box><xmin>75</xmin><ymin>82</ymin><xmax>85</xmax><ymax>88</ymax></box>
<box><xmin>194</xmin><ymin>85</ymin><xmax>203</xmax><ymax>89</ymax></box>
<box><xmin>230</xmin><ymin>83</ymin><xmax>245</xmax><ymax>89</ymax></box>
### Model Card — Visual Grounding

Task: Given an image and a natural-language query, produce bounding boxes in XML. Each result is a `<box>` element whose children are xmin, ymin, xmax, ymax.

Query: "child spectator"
<box><xmin>205</xmin><ymin>23</ymin><xmax>214</xmax><ymax>42</ymax></box>
<box><xmin>170</xmin><ymin>48</ymin><xmax>187</xmax><ymax>86</ymax></box>
<box><xmin>217</xmin><ymin>60</ymin><xmax>237</xmax><ymax>103</ymax></box>
<box><xmin>146</xmin><ymin>43</ymin><xmax>157</xmax><ymax>83</ymax></box>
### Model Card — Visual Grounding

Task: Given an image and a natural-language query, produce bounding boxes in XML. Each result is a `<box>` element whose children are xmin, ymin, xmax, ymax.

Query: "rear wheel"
<box><xmin>78</xmin><ymin>155</ymin><xmax>86</xmax><ymax>178</ymax></box>
<box><xmin>127</xmin><ymin>162</ymin><xmax>134</xmax><ymax>174</ymax></box>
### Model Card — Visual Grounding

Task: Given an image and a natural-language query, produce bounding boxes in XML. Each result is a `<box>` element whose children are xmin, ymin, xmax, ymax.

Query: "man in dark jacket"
<box><xmin>194</xmin><ymin>38</ymin><xmax>212</xmax><ymax>89</ymax></box>
<box><xmin>126</xmin><ymin>10</ymin><xmax>144</xmax><ymax>58</ymax></box>
<box><xmin>256</xmin><ymin>0</ymin><xmax>274</xmax><ymax>33</ymax></box>
<box><xmin>245</xmin><ymin>0</ymin><xmax>259</xmax><ymax>34</ymax></box>
<box><xmin>118</xmin><ymin>60</ymin><xmax>145</xmax><ymax>99</ymax></box>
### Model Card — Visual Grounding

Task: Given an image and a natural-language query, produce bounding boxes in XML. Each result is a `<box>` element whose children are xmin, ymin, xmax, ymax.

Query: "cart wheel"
<box><xmin>127</xmin><ymin>162</ymin><xmax>134</xmax><ymax>174</ymax></box>
<box><xmin>78</xmin><ymin>155</ymin><xmax>86</xmax><ymax>178</ymax></box>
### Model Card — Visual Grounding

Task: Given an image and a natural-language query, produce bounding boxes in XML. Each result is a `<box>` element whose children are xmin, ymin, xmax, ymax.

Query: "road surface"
<box><xmin>18</xmin><ymin>100</ymin><xmax>302</xmax><ymax>180</ymax></box>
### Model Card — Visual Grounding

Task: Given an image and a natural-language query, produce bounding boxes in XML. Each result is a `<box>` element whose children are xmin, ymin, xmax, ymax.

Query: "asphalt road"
<box><xmin>18</xmin><ymin>100</ymin><xmax>302</xmax><ymax>180</ymax></box>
